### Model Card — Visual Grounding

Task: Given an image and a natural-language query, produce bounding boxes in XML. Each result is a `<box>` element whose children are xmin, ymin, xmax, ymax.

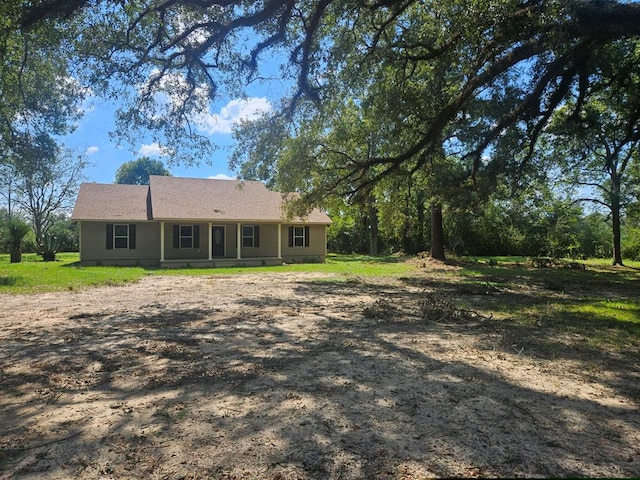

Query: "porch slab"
<box><xmin>160</xmin><ymin>257</ymin><xmax>284</xmax><ymax>268</ymax></box>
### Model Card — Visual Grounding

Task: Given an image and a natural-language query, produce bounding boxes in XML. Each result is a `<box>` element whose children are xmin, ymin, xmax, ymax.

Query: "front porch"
<box><xmin>160</xmin><ymin>221</ymin><xmax>284</xmax><ymax>265</ymax></box>
<box><xmin>159</xmin><ymin>257</ymin><xmax>284</xmax><ymax>268</ymax></box>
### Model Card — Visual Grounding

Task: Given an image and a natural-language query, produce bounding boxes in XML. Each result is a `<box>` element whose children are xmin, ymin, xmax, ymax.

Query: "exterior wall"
<box><xmin>79</xmin><ymin>221</ymin><xmax>328</xmax><ymax>266</ymax></box>
<box><xmin>281</xmin><ymin>224</ymin><xmax>327</xmax><ymax>263</ymax></box>
<box><xmin>79</xmin><ymin>221</ymin><xmax>160</xmax><ymax>266</ymax></box>
<box><xmin>161</xmin><ymin>222</ymin><xmax>270</xmax><ymax>260</ymax></box>
<box><xmin>162</xmin><ymin>222</ymin><xmax>209</xmax><ymax>261</ymax></box>
<box><xmin>220</xmin><ymin>223</ymin><xmax>237</xmax><ymax>258</ymax></box>
<box><xmin>240</xmin><ymin>223</ymin><xmax>279</xmax><ymax>258</ymax></box>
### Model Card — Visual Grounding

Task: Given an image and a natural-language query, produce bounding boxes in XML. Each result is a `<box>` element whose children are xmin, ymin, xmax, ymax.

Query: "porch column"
<box><xmin>277</xmin><ymin>223</ymin><xmax>282</xmax><ymax>259</ymax></box>
<box><xmin>160</xmin><ymin>221</ymin><xmax>165</xmax><ymax>262</ymax></box>
<box><xmin>208</xmin><ymin>222</ymin><xmax>213</xmax><ymax>261</ymax></box>
<box><xmin>237</xmin><ymin>222</ymin><xmax>242</xmax><ymax>259</ymax></box>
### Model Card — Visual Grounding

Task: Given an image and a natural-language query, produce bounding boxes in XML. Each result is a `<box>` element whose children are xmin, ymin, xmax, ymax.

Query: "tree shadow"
<box><xmin>0</xmin><ymin>275</ymin><xmax>21</xmax><ymax>286</ymax></box>
<box><xmin>1</xmin><ymin>279</ymin><xmax>638</xmax><ymax>478</ymax></box>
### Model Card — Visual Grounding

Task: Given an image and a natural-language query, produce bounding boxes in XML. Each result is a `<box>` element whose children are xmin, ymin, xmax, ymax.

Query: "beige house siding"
<box><xmin>161</xmin><ymin>222</ymin><xmax>276</xmax><ymax>260</ymax></box>
<box><xmin>73</xmin><ymin>178</ymin><xmax>331</xmax><ymax>267</ymax></box>
<box><xmin>282</xmin><ymin>224</ymin><xmax>327</xmax><ymax>263</ymax></box>
<box><xmin>240</xmin><ymin>223</ymin><xmax>278</xmax><ymax>258</ymax></box>
<box><xmin>79</xmin><ymin>221</ymin><xmax>160</xmax><ymax>265</ymax></box>
<box><xmin>79</xmin><ymin>221</ymin><xmax>327</xmax><ymax>266</ymax></box>
<box><xmin>162</xmin><ymin>222</ymin><xmax>208</xmax><ymax>261</ymax></box>
<box><xmin>223</xmin><ymin>224</ymin><xmax>238</xmax><ymax>258</ymax></box>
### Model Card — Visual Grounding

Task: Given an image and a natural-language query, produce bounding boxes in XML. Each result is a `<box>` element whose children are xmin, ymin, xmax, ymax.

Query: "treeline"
<box><xmin>327</xmin><ymin>190</ymin><xmax>640</xmax><ymax>261</ymax></box>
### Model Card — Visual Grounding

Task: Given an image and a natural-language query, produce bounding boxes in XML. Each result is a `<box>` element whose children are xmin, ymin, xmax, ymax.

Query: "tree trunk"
<box><xmin>368</xmin><ymin>198</ymin><xmax>379</xmax><ymax>255</ymax></box>
<box><xmin>430</xmin><ymin>203</ymin><xmax>446</xmax><ymax>260</ymax></box>
<box><xmin>416</xmin><ymin>190</ymin><xmax>426</xmax><ymax>253</ymax></box>
<box><xmin>611</xmin><ymin>196</ymin><xmax>624</xmax><ymax>266</ymax></box>
<box><xmin>10</xmin><ymin>244</ymin><xmax>22</xmax><ymax>263</ymax></box>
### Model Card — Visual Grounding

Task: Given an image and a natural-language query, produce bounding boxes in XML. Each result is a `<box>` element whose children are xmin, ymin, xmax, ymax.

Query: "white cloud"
<box><xmin>138</xmin><ymin>142</ymin><xmax>166</xmax><ymax>157</ymax></box>
<box><xmin>136</xmin><ymin>70</ymin><xmax>271</xmax><ymax>136</ymax></box>
<box><xmin>196</xmin><ymin>97</ymin><xmax>272</xmax><ymax>135</ymax></box>
<box><xmin>208</xmin><ymin>173</ymin><xmax>236</xmax><ymax>180</ymax></box>
<box><xmin>85</xmin><ymin>146</ymin><xmax>99</xmax><ymax>155</ymax></box>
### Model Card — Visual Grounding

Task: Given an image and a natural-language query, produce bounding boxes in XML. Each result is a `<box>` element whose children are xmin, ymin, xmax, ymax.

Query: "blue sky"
<box><xmin>64</xmin><ymin>60</ymin><xmax>291</xmax><ymax>184</ymax></box>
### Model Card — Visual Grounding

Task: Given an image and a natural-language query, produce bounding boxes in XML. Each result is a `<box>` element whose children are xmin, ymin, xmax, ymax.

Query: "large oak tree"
<box><xmin>7</xmin><ymin>1</ymin><xmax>640</xmax><ymax>258</ymax></box>
<box><xmin>10</xmin><ymin>1</ymin><xmax>640</xmax><ymax>167</ymax></box>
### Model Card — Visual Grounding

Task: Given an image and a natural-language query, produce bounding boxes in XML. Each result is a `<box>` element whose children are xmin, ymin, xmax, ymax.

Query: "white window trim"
<box><xmin>180</xmin><ymin>224</ymin><xmax>194</xmax><ymax>249</ymax></box>
<box><xmin>242</xmin><ymin>225</ymin><xmax>255</xmax><ymax>248</ymax></box>
<box><xmin>293</xmin><ymin>226</ymin><xmax>306</xmax><ymax>247</ymax></box>
<box><xmin>114</xmin><ymin>224</ymin><xmax>129</xmax><ymax>249</ymax></box>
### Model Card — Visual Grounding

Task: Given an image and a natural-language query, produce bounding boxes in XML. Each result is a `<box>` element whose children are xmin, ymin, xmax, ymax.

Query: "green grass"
<box><xmin>0</xmin><ymin>253</ymin><xmax>146</xmax><ymax>294</ymax></box>
<box><xmin>0</xmin><ymin>252</ymin><xmax>416</xmax><ymax>294</ymax></box>
<box><xmin>155</xmin><ymin>253</ymin><xmax>415</xmax><ymax>278</ymax></box>
<box><xmin>2</xmin><ymin>251</ymin><xmax>639</xmax><ymax>351</ymax></box>
<box><xmin>454</xmin><ymin>257</ymin><xmax>640</xmax><ymax>350</ymax></box>
<box><xmin>567</xmin><ymin>299</ymin><xmax>640</xmax><ymax>324</ymax></box>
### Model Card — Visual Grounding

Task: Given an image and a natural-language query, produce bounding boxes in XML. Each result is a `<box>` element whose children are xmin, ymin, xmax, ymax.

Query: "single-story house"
<box><xmin>71</xmin><ymin>175</ymin><xmax>332</xmax><ymax>267</ymax></box>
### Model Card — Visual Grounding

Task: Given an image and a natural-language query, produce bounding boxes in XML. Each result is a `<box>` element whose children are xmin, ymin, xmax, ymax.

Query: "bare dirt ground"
<box><xmin>1</xmin><ymin>268</ymin><xmax>639</xmax><ymax>479</ymax></box>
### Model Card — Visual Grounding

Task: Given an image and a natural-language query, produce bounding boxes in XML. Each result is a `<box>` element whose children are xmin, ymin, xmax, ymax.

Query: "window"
<box><xmin>114</xmin><ymin>224</ymin><xmax>129</xmax><ymax>249</ymax></box>
<box><xmin>241</xmin><ymin>225</ymin><xmax>260</xmax><ymax>248</ymax></box>
<box><xmin>172</xmin><ymin>224</ymin><xmax>200</xmax><ymax>249</ymax></box>
<box><xmin>293</xmin><ymin>226</ymin><xmax>305</xmax><ymax>247</ymax></box>
<box><xmin>288</xmin><ymin>226</ymin><xmax>310</xmax><ymax>248</ymax></box>
<box><xmin>180</xmin><ymin>225</ymin><xmax>193</xmax><ymax>248</ymax></box>
<box><xmin>106</xmin><ymin>223</ymin><xmax>136</xmax><ymax>250</ymax></box>
<box><xmin>242</xmin><ymin>225</ymin><xmax>254</xmax><ymax>248</ymax></box>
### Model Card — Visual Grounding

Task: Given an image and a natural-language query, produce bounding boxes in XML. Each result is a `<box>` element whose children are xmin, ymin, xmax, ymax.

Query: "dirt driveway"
<box><xmin>1</xmin><ymin>271</ymin><xmax>639</xmax><ymax>478</ymax></box>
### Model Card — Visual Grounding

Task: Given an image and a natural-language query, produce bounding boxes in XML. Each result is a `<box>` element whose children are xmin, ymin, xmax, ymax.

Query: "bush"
<box><xmin>621</xmin><ymin>226</ymin><xmax>640</xmax><ymax>261</ymax></box>
<box><xmin>38</xmin><ymin>234</ymin><xmax>64</xmax><ymax>262</ymax></box>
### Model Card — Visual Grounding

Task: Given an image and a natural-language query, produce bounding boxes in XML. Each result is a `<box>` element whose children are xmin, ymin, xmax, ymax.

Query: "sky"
<box><xmin>63</xmin><ymin>61</ymin><xmax>291</xmax><ymax>184</ymax></box>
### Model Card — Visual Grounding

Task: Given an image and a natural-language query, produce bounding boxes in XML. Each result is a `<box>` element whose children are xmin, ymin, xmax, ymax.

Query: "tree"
<box><xmin>5</xmin><ymin>217</ymin><xmax>31</xmax><ymax>263</ymax></box>
<box><xmin>1</xmin><ymin>1</ymin><xmax>83</xmax><ymax>162</ymax></box>
<box><xmin>46</xmin><ymin>213</ymin><xmax>79</xmax><ymax>252</ymax></box>
<box><xmin>9</xmin><ymin>133</ymin><xmax>86</xmax><ymax>249</ymax></box>
<box><xmin>10</xmin><ymin>1</ymin><xmax>640</xmax><ymax>261</ymax></box>
<box><xmin>115</xmin><ymin>157</ymin><xmax>171</xmax><ymax>185</ymax></box>
<box><xmin>0</xmin><ymin>164</ymin><xmax>17</xmax><ymax>218</ymax></box>
<box><xmin>11</xmin><ymin>1</ymin><xmax>640</xmax><ymax>176</ymax></box>
<box><xmin>548</xmin><ymin>41</ymin><xmax>640</xmax><ymax>265</ymax></box>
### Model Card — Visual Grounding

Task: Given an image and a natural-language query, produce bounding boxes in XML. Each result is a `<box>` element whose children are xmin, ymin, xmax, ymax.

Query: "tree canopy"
<box><xmin>4</xmin><ymin>1</ymin><xmax>640</xmax><ymax>261</ymax></box>
<box><xmin>0</xmin><ymin>0</ymin><xmax>83</xmax><ymax>162</ymax></box>
<box><xmin>115</xmin><ymin>157</ymin><xmax>172</xmax><ymax>185</ymax></box>
<box><xmin>8</xmin><ymin>1</ymin><xmax>640</xmax><ymax>176</ymax></box>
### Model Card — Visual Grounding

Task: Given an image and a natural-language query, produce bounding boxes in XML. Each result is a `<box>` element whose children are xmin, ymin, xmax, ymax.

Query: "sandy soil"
<box><xmin>1</xmin><ymin>270</ymin><xmax>639</xmax><ymax>479</ymax></box>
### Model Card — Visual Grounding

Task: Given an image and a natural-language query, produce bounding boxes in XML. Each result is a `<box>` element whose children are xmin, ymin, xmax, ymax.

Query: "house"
<box><xmin>71</xmin><ymin>176</ymin><xmax>332</xmax><ymax>267</ymax></box>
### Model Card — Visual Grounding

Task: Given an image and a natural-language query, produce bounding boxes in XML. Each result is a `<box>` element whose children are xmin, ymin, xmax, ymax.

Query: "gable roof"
<box><xmin>71</xmin><ymin>183</ymin><xmax>151</xmax><ymax>221</ymax></box>
<box><xmin>72</xmin><ymin>176</ymin><xmax>331</xmax><ymax>224</ymax></box>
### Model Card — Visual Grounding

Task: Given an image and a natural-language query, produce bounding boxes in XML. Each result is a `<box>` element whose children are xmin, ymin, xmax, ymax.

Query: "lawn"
<box><xmin>0</xmin><ymin>253</ymin><xmax>147</xmax><ymax>294</ymax></box>
<box><xmin>2</xmin><ymin>250</ymin><xmax>639</xmax><ymax>349</ymax></box>
<box><xmin>0</xmin><ymin>252</ymin><xmax>417</xmax><ymax>294</ymax></box>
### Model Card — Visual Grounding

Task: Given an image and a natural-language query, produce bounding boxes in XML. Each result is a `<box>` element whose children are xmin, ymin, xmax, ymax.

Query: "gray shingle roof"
<box><xmin>72</xmin><ymin>176</ymin><xmax>332</xmax><ymax>224</ymax></box>
<box><xmin>71</xmin><ymin>183</ymin><xmax>151</xmax><ymax>221</ymax></box>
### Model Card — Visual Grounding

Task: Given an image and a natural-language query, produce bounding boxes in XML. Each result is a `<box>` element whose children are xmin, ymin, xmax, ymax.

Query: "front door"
<box><xmin>212</xmin><ymin>226</ymin><xmax>225</xmax><ymax>257</ymax></box>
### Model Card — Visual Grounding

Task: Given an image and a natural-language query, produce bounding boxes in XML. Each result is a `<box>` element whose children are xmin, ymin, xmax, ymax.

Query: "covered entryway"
<box><xmin>212</xmin><ymin>225</ymin><xmax>225</xmax><ymax>257</ymax></box>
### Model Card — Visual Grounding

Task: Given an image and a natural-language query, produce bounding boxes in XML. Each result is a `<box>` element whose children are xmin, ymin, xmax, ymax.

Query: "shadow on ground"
<box><xmin>1</xmin><ymin>275</ymin><xmax>639</xmax><ymax>479</ymax></box>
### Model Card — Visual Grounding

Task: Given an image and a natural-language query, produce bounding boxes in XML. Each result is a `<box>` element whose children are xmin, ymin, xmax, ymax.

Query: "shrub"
<box><xmin>5</xmin><ymin>218</ymin><xmax>31</xmax><ymax>263</ymax></box>
<box><xmin>38</xmin><ymin>234</ymin><xmax>64</xmax><ymax>262</ymax></box>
